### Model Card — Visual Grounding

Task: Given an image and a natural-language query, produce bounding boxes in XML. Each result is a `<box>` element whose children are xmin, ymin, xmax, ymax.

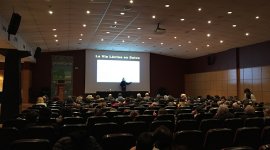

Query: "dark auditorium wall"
<box><xmin>239</xmin><ymin>41</ymin><xmax>270</xmax><ymax>68</ymax></box>
<box><xmin>31</xmin><ymin>50</ymin><xmax>85</xmax><ymax>102</ymax></box>
<box><xmin>185</xmin><ymin>48</ymin><xmax>237</xmax><ymax>74</ymax></box>
<box><xmin>150</xmin><ymin>53</ymin><xmax>186</xmax><ymax>97</ymax></box>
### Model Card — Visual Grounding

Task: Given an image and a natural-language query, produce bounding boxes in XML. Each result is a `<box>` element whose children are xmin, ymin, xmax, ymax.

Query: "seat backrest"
<box><xmin>123</xmin><ymin>121</ymin><xmax>148</xmax><ymax>138</ymax></box>
<box><xmin>199</xmin><ymin>119</ymin><xmax>223</xmax><ymax>134</ymax></box>
<box><xmin>9</xmin><ymin>139</ymin><xmax>51</xmax><ymax>150</ymax></box>
<box><xmin>176</xmin><ymin>113</ymin><xmax>194</xmax><ymax>121</ymax></box>
<box><xmin>261</xmin><ymin>126</ymin><xmax>270</xmax><ymax>145</ymax></box>
<box><xmin>112</xmin><ymin>115</ymin><xmax>132</xmax><ymax>125</ymax></box>
<box><xmin>244</xmin><ymin>117</ymin><xmax>265</xmax><ymax>128</ymax></box>
<box><xmin>101</xmin><ymin>133</ymin><xmax>136</xmax><ymax>150</ymax></box>
<box><xmin>156</xmin><ymin>114</ymin><xmax>175</xmax><ymax>123</ymax></box>
<box><xmin>86</xmin><ymin>116</ymin><xmax>109</xmax><ymax>127</ymax></box>
<box><xmin>91</xmin><ymin>122</ymin><xmax>121</xmax><ymax>142</ymax></box>
<box><xmin>150</xmin><ymin>120</ymin><xmax>175</xmax><ymax>132</ymax></box>
<box><xmin>174</xmin><ymin>130</ymin><xmax>203</xmax><ymax>150</ymax></box>
<box><xmin>176</xmin><ymin>119</ymin><xmax>198</xmax><ymax>131</ymax></box>
<box><xmin>224</xmin><ymin>118</ymin><xmax>244</xmax><ymax>131</ymax></box>
<box><xmin>233</xmin><ymin>127</ymin><xmax>261</xmax><ymax>149</ymax></box>
<box><xmin>221</xmin><ymin>146</ymin><xmax>254</xmax><ymax>150</ymax></box>
<box><xmin>0</xmin><ymin>127</ymin><xmax>19</xmax><ymax>149</ymax></box>
<box><xmin>204</xmin><ymin>128</ymin><xmax>234</xmax><ymax>150</ymax></box>
<box><xmin>21</xmin><ymin>125</ymin><xmax>56</xmax><ymax>143</ymax></box>
<box><xmin>61</xmin><ymin>124</ymin><xmax>87</xmax><ymax>137</ymax></box>
<box><xmin>63</xmin><ymin>117</ymin><xmax>85</xmax><ymax>124</ymax></box>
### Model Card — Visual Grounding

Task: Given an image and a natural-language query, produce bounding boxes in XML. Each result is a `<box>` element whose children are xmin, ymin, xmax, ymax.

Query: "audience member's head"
<box><xmin>129</xmin><ymin>110</ymin><xmax>139</xmax><ymax>119</ymax></box>
<box><xmin>244</xmin><ymin>105</ymin><xmax>255</xmax><ymax>114</ymax></box>
<box><xmin>135</xmin><ymin>132</ymin><xmax>154</xmax><ymax>150</ymax></box>
<box><xmin>264</xmin><ymin>107</ymin><xmax>270</xmax><ymax>117</ymax></box>
<box><xmin>153</xmin><ymin>126</ymin><xmax>173</xmax><ymax>150</ymax></box>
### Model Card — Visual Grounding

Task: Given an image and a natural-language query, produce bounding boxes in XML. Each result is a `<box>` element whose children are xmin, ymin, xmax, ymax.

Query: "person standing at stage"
<box><xmin>120</xmin><ymin>77</ymin><xmax>131</xmax><ymax>92</ymax></box>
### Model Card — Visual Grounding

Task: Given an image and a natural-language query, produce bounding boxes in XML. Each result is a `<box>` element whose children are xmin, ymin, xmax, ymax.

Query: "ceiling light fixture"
<box><xmin>198</xmin><ymin>8</ymin><xmax>202</xmax><ymax>11</ymax></box>
<box><xmin>129</xmin><ymin>0</ymin><xmax>133</xmax><ymax>4</ymax></box>
<box><xmin>128</xmin><ymin>35</ymin><xmax>130</xmax><ymax>38</ymax></box>
<box><xmin>208</xmin><ymin>20</ymin><xmax>212</xmax><ymax>24</ymax></box>
<box><xmin>192</xmin><ymin>28</ymin><xmax>196</xmax><ymax>31</ymax></box>
<box><xmin>80</xmin><ymin>33</ymin><xmax>83</xmax><ymax>36</ymax></box>
<box><xmin>54</xmin><ymin>34</ymin><xmax>57</xmax><ymax>37</ymax></box>
<box><xmin>220</xmin><ymin>40</ymin><xmax>224</xmax><ymax>43</ymax></box>
<box><xmin>180</xmin><ymin>18</ymin><xmax>185</xmax><ymax>21</ymax></box>
<box><xmin>245</xmin><ymin>32</ymin><xmax>250</xmax><ymax>36</ymax></box>
<box><xmin>106</xmin><ymin>31</ymin><xmax>110</xmax><ymax>34</ymax></box>
<box><xmin>207</xmin><ymin>33</ymin><xmax>211</xmax><ymax>37</ymax></box>
<box><xmin>48</xmin><ymin>10</ymin><xmax>53</xmax><ymax>15</ymax></box>
<box><xmin>52</xmin><ymin>28</ymin><xmax>57</xmax><ymax>31</ymax></box>
<box><xmin>188</xmin><ymin>41</ymin><xmax>191</xmax><ymax>43</ymax></box>
<box><xmin>142</xmin><ymin>42</ymin><xmax>144</xmax><ymax>43</ymax></box>
<box><xmin>101</xmin><ymin>38</ymin><xmax>104</xmax><ymax>41</ymax></box>
<box><xmin>161</xmin><ymin>42</ymin><xmax>164</xmax><ymax>45</ymax></box>
<box><xmin>148</xmin><ymin>37</ymin><xmax>152</xmax><ymax>40</ymax></box>
<box><xmin>196</xmin><ymin>48</ymin><xmax>198</xmax><ymax>51</ymax></box>
<box><xmin>86</xmin><ymin>10</ymin><xmax>90</xmax><ymax>14</ymax></box>
<box><xmin>232</xmin><ymin>24</ymin><xmax>237</xmax><ymax>27</ymax></box>
<box><xmin>255</xmin><ymin>16</ymin><xmax>260</xmax><ymax>19</ymax></box>
<box><xmin>227</xmin><ymin>11</ymin><xmax>232</xmax><ymax>14</ymax></box>
<box><xmin>206</xmin><ymin>44</ymin><xmax>210</xmax><ymax>47</ymax></box>
<box><xmin>122</xmin><ymin>40</ymin><xmax>125</xmax><ymax>43</ymax></box>
<box><xmin>79</xmin><ymin>38</ymin><xmax>82</xmax><ymax>41</ymax></box>
<box><xmin>120</xmin><ymin>12</ymin><xmax>125</xmax><ymax>15</ymax></box>
<box><xmin>137</xmin><ymin>27</ymin><xmax>142</xmax><ymax>30</ymax></box>
<box><xmin>174</xmin><ymin>36</ymin><xmax>177</xmax><ymax>39</ymax></box>
<box><xmin>83</xmin><ymin>24</ymin><xmax>87</xmax><ymax>27</ymax></box>
<box><xmin>55</xmin><ymin>39</ymin><xmax>58</xmax><ymax>42</ymax></box>
<box><xmin>152</xmin><ymin>15</ymin><xmax>156</xmax><ymax>19</ymax></box>
<box><xmin>178</xmin><ymin>44</ymin><xmax>182</xmax><ymax>47</ymax></box>
<box><xmin>165</xmin><ymin>5</ymin><xmax>170</xmax><ymax>8</ymax></box>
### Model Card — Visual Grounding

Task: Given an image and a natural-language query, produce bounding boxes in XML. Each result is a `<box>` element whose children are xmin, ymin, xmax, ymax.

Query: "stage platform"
<box><xmin>95</xmin><ymin>91</ymin><xmax>148</xmax><ymax>98</ymax></box>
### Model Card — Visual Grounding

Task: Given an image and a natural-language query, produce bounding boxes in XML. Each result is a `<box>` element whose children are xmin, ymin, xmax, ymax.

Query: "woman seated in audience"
<box><xmin>129</xmin><ymin>110</ymin><xmax>139</xmax><ymax>121</ymax></box>
<box><xmin>214</xmin><ymin>104</ymin><xmax>234</xmax><ymax>120</ymax></box>
<box><xmin>263</xmin><ymin>107</ymin><xmax>270</xmax><ymax>117</ymax></box>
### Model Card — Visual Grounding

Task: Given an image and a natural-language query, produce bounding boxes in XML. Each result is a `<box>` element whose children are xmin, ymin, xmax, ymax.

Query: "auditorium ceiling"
<box><xmin>0</xmin><ymin>0</ymin><xmax>270</xmax><ymax>59</ymax></box>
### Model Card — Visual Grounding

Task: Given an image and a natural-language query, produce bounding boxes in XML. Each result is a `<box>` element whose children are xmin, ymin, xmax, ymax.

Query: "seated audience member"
<box><xmin>24</xmin><ymin>109</ymin><xmax>39</xmax><ymax>127</ymax></box>
<box><xmin>129</xmin><ymin>110</ymin><xmax>139</xmax><ymax>121</ymax></box>
<box><xmin>143</xmin><ymin>93</ymin><xmax>151</xmax><ymax>101</ymax></box>
<box><xmin>136</xmin><ymin>93</ymin><xmax>143</xmax><ymax>101</ymax></box>
<box><xmin>153</xmin><ymin>126</ymin><xmax>173</xmax><ymax>150</ymax></box>
<box><xmin>130</xmin><ymin>132</ymin><xmax>154</xmax><ymax>150</ymax></box>
<box><xmin>264</xmin><ymin>107</ymin><xmax>270</xmax><ymax>117</ymax></box>
<box><xmin>116</xmin><ymin>93</ymin><xmax>125</xmax><ymax>102</ymax></box>
<box><xmin>192</xmin><ymin>106</ymin><xmax>205</xmax><ymax>122</ymax></box>
<box><xmin>53</xmin><ymin>130</ymin><xmax>102</xmax><ymax>150</ymax></box>
<box><xmin>85</xmin><ymin>94</ymin><xmax>94</xmax><ymax>103</ymax></box>
<box><xmin>178</xmin><ymin>93</ymin><xmax>188</xmax><ymax>107</ymax></box>
<box><xmin>157</xmin><ymin>108</ymin><xmax>168</xmax><ymax>115</ymax></box>
<box><xmin>241</xmin><ymin>105</ymin><xmax>256</xmax><ymax>119</ymax></box>
<box><xmin>107</xmin><ymin>93</ymin><xmax>115</xmax><ymax>101</ymax></box>
<box><xmin>94</xmin><ymin>108</ymin><xmax>104</xmax><ymax>116</ymax></box>
<box><xmin>214</xmin><ymin>104</ymin><xmax>234</xmax><ymax>120</ymax></box>
<box><xmin>36</xmin><ymin>96</ymin><xmax>47</xmax><ymax>107</ymax></box>
<box><xmin>232</xmin><ymin>102</ymin><xmax>243</xmax><ymax>113</ymax></box>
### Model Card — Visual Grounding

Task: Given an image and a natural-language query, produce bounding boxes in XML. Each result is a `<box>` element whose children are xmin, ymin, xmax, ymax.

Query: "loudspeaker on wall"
<box><xmin>7</xmin><ymin>12</ymin><xmax>21</xmax><ymax>35</ymax></box>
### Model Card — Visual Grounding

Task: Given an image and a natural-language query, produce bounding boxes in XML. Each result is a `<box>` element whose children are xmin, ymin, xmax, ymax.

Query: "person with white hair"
<box><xmin>143</xmin><ymin>92</ymin><xmax>151</xmax><ymax>101</ymax></box>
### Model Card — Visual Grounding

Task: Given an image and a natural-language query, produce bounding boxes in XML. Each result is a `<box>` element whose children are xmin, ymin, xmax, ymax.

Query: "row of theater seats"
<box><xmin>1</xmin><ymin>125</ymin><xmax>269</xmax><ymax>150</ymax></box>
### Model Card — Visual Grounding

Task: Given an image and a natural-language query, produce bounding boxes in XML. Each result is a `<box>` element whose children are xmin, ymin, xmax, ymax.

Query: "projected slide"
<box><xmin>97</xmin><ymin>60</ymin><xmax>140</xmax><ymax>83</ymax></box>
<box><xmin>85</xmin><ymin>50</ymin><xmax>150</xmax><ymax>93</ymax></box>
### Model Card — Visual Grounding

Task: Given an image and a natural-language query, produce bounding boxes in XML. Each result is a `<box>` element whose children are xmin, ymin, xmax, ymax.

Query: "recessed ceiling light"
<box><xmin>137</xmin><ymin>27</ymin><xmax>142</xmax><ymax>30</ymax></box>
<box><xmin>122</xmin><ymin>40</ymin><xmax>125</xmax><ymax>43</ymax></box>
<box><xmin>129</xmin><ymin>0</ymin><xmax>133</xmax><ymax>4</ymax></box>
<box><xmin>196</xmin><ymin>48</ymin><xmax>198</xmax><ymax>51</ymax></box>
<box><xmin>232</xmin><ymin>24</ymin><xmax>237</xmax><ymax>27</ymax></box>
<box><xmin>192</xmin><ymin>28</ymin><xmax>196</xmax><ymax>31</ymax></box>
<box><xmin>178</xmin><ymin>44</ymin><xmax>182</xmax><ymax>47</ymax></box>
<box><xmin>165</xmin><ymin>5</ymin><xmax>170</xmax><ymax>8</ymax></box>
<box><xmin>161</xmin><ymin>42</ymin><xmax>164</xmax><ymax>45</ymax></box>
<box><xmin>207</xmin><ymin>20</ymin><xmax>212</xmax><ymax>24</ymax></box>
<box><xmin>180</xmin><ymin>18</ymin><xmax>185</xmax><ymax>21</ymax></box>
<box><xmin>227</xmin><ymin>11</ymin><xmax>232</xmax><ymax>14</ymax></box>
<box><xmin>114</xmin><ymin>21</ymin><xmax>117</xmax><ymax>24</ymax></box>
<box><xmin>198</xmin><ymin>8</ymin><xmax>202</xmax><ymax>11</ymax></box>
<box><xmin>106</xmin><ymin>31</ymin><xmax>110</xmax><ymax>34</ymax></box>
<box><xmin>148</xmin><ymin>37</ymin><xmax>152</xmax><ymax>40</ymax></box>
<box><xmin>48</xmin><ymin>10</ymin><xmax>53</xmax><ymax>15</ymax></box>
<box><xmin>128</xmin><ymin>35</ymin><xmax>130</xmax><ymax>38</ymax></box>
<box><xmin>54</xmin><ymin>34</ymin><xmax>57</xmax><ymax>37</ymax></box>
<box><xmin>52</xmin><ymin>28</ymin><xmax>57</xmax><ymax>31</ymax></box>
<box><xmin>188</xmin><ymin>41</ymin><xmax>191</xmax><ymax>43</ymax></box>
<box><xmin>142</xmin><ymin>42</ymin><xmax>144</xmax><ymax>43</ymax></box>
<box><xmin>79</xmin><ymin>38</ymin><xmax>82</xmax><ymax>41</ymax></box>
<box><xmin>255</xmin><ymin>16</ymin><xmax>260</xmax><ymax>19</ymax></box>
<box><xmin>206</xmin><ymin>44</ymin><xmax>210</xmax><ymax>47</ymax></box>
<box><xmin>207</xmin><ymin>33</ymin><xmax>211</xmax><ymax>37</ymax></box>
<box><xmin>80</xmin><ymin>33</ymin><xmax>83</xmax><ymax>36</ymax></box>
<box><xmin>152</xmin><ymin>15</ymin><xmax>156</xmax><ymax>19</ymax></box>
<box><xmin>245</xmin><ymin>32</ymin><xmax>250</xmax><ymax>36</ymax></box>
<box><xmin>83</xmin><ymin>24</ymin><xmax>87</xmax><ymax>27</ymax></box>
<box><xmin>220</xmin><ymin>40</ymin><xmax>224</xmax><ymax>43</ymax></box>
<box><xmin>120</xmin><ymin>12</ymin><xmax>125</xmax><ymax>15</ymax></box>
<box><xmin>110</xmin><ymin>25</ymin><xmax>117</xmax><ymax>28</ymax></box>
<box><xmin>174</xmin><ymin>36</ymin><xmax>177</xmax><ymax>39</ymax></box>
<box><xmin>101</xmin><ymin>38</ymin><xmax>104</xmax><ymax>41</ymax></box>
<box><xmin>55</xmin><ymin>39</ymin><xmax>58</xmax><ymax>42</ymax></box>
<box><xmin>86</xmin><ymin>10</ymin><xmax>90</xmax><ymax>14</ymax></box>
